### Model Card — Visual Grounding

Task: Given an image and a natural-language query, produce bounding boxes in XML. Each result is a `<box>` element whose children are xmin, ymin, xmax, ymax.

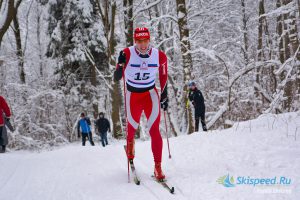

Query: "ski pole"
<box><xmin>121</xmin><ymin>64</ymin><xmax>130</xmax><ymax>183</ymax></box>
<box><xmin>163</xmin><ymin>111</ymin><xmax>172</xmax><ymax>159</ymax></box>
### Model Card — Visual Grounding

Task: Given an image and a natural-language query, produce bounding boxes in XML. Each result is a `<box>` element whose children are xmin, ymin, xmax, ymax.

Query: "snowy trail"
<box><xmin>0</xmin><ymin>112</ymin><xmax>299</xmax><ymax>200</ymax></box>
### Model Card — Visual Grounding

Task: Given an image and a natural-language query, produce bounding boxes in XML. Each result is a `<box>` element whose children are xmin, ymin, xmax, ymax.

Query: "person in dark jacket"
<box><xmin>188</xmin><ymin>81</ymin><xmax>207</xmax><ymax>132</ymax></box>
<box><xmin>0</xmin><ymin>96</ymin><xmax>12</xmax><ymax>153</ymax></box>
<box><xmin>95</xmin><ymin>112</ymin><xmax>111</xmax><ymax>147</ymax></box>
<box><xmin>77</xmin><ymin>113</ymin><xmax>95</xmax><ymax>146</ymax></box>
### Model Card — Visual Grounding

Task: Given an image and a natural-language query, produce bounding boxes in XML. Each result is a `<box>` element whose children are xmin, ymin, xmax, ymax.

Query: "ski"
<box><xmin>124</xmin><ymin>145</ymin><xmax>141</xmax><ymax>185</ymax></box>
<box><xmin>123</xmin><ymin>145</ymin><xmax>173</xmax><ymax>193</ymax></box>
<box><xmin>151</xmin><ymin>175</ymin><xmax>175</xmax><ymax>194</ymax></box>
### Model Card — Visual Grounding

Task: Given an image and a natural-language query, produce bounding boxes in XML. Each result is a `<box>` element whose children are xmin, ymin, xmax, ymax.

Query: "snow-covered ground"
<box><xmin>0</xmin><ymin>112</ymin><xmax>299</xmax><ymax>200</ymax></box>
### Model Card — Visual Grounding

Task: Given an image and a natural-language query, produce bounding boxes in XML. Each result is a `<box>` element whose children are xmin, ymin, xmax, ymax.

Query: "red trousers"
<box><xmin>126</xmin><ymin>88</ymin><xmax>163</xmax><ymax>163</ymax></box>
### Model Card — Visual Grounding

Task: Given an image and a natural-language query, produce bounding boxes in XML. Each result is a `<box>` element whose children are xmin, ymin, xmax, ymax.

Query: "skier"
<box><xmin>95</xmin><ymin>112</ymin><xmax>111</xmax><ymax>147</ymax></box>
<box><xmin>188</xmin><ymin>81</ymin><xmax>207</xmax><ymax>132</ymax></box>
<box><xmin>114</xmin><ymin>27</ymin><xmax>168</xmax><ymax>181</ymax></box>
<box><xmin>0</xmin><ymin>96</ymin><xmax>12</xmax><ymax>153</ymax></box>
<box><xmin>77</xmin><ymin>113</ymin><xmax>95</xmax><ymax>146</ymax></box>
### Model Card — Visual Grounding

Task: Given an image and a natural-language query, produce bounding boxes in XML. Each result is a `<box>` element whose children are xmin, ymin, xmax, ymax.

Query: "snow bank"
<box><xmin>0</xmin><ymin>112</ymin><xmax>299</xmax><ymax>200</ymax></box>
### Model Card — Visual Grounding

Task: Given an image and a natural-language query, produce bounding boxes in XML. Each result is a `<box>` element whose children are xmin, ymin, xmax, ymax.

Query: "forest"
<box><xmin>0</xmin><ymin>0</ymin><xmax>299</xmax><ymax>150</ymax></box>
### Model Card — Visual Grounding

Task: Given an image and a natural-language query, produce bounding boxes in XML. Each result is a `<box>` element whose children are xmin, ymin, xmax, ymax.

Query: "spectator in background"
<box><xmin>0</xmin><ymin>96</ymin><xmax>12</xmax><ymax>153</ymax></box>
<box><xmin>188</xmin><ymin>81</ymin><xmax>207</xmax><ymax>132</ymax></box>
<box><xmin>95</xmin><ymin>112</ymin><xmax>111</xmax><ymax>147</ymax></box>
<box><xmin>77</xmin><ymin>113</ymin><xmax>95</xmax><ymax>146</ymax></box>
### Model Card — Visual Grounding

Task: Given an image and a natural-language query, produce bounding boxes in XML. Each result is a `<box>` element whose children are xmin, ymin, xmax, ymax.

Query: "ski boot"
<box><xmin>154</xmin><ymin>162</ymin><xmax>165</xmax><ymax>181</ymax></box>
<box><xmin>126</xmin><ymin>140</ymin><xmax>135</xmax><ymax>160</ymax></box>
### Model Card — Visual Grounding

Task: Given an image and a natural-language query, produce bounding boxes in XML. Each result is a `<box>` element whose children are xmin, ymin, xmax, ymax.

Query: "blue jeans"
<box><xmin>100</xmin><ymin>132</ymin><xmax>108</xmax><ymax>147</ymax></box>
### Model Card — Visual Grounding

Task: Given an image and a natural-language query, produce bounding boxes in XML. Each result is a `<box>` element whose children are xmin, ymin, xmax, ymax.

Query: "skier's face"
<box><xmin>135</xmin><ymin>39</ymin><xmax>150</xmax><ymax>53</ymax></box>
<box><xmin>189</xmin><ymin>85</ymin><xmax>196</xmax><ymax>90</ymax></box>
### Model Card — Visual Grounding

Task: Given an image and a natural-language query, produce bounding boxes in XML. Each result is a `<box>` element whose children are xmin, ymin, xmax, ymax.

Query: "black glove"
<box><xmin>118</xmin><ymin>50</ymin><xmax>126</xmax><ymax>65</ymax></box>
<box><xmin>160</xmin><ymin>97</ymin><xmax>168</xmax><ymax>111</ymax></box>
<box><xmin>78</xmin><ymin>132</ymin><xmax>81</xmax><ymax>138</ymax></box>
<box><xmin>5</xmin><ymin>117</ymin><xmax>10</xmax><ymax>122</ymax></box>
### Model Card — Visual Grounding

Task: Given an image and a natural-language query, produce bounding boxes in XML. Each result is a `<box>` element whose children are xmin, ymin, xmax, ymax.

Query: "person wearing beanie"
<box><xmin>188</xmin><ymin>81</ymin><xmax>207</xmax><ymax>132</ymax></box>
<box><xmin>77</xmin><ymin>112</ymin><xmax>95</xmax><ymax>146</ymax></box>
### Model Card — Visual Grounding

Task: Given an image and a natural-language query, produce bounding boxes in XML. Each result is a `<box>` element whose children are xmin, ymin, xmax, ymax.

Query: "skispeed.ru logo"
<box><xmin>217</xmin><ymin>174</ymin><xmax>291</xmax><ymax>187</ymax></box>
<box><xmin>217</xmin><ymin>174</ymin><xmax>235</xmax><ymax>187</ymax></box>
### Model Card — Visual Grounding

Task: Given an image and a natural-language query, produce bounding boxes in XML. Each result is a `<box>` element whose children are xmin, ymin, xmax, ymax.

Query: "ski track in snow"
<box><xmin>0</xmin><ymin>112</ymin><xmax>299</xmax><ymax>200</ymax></box>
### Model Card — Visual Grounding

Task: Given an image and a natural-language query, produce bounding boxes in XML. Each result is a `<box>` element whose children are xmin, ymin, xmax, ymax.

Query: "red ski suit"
<box><xmin>0</xmin><ymin>96</ymin><xmax>11</xmax><ymax>126</ymax></box>
<box><xmin>116</xmin><ymin>46</ymin><xmax>168</xmax><ymax>163</ymax></box>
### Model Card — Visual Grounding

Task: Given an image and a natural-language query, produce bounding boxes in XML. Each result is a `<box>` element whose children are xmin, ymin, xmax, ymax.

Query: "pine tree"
<box><xmin>47</xmin><ymin>0</ymin><xmax>108</xmax><ymax>117</ymax></box>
